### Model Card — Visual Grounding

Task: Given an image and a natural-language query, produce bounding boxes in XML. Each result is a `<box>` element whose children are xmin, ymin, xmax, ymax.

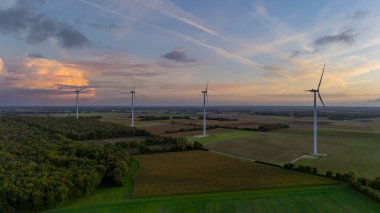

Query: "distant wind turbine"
<box><xmin>305</xmin><ymin>64</ymin><xmax>326</xmax><ymax>156</ymax></box>
<box><xmin>58</xmin><ymin>82</ymin><xmax>85</xmax><ymax>119</ymax></box>
<box><xmin>74</xmin><ymin>86</ymin><xmax>85</xmax><ymax>119</ymax></box>
<box><xmin>202</xmin><ymin>83</ymin><xmax>209</xmax><ymax>136</ymax></box>
<box><xmin>130</xmin><ymin>86</ymin><xmax>136</xmax><ymax>127</ymax></box>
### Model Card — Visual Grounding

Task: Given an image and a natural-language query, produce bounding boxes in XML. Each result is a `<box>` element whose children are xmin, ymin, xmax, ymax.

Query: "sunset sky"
<box><xmin>1</xmin><ymin>0</ymin><xmax>380</xmax><ymax>106</ymax></box>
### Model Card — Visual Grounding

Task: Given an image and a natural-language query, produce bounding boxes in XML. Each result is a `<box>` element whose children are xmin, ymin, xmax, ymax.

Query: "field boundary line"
<box><xmin>290</xmin><ymin>154</ymin><xmax>308</xmax><ymax>164</ymax></box>
<box><xmin>209</xmin><ymin>150</ymin><xmax>257</xmax><ymax>162</ymax></box>
<box><xmin>370</xmin><ymin>124</ymin><xmax>379</xmax><ymax>133</ymax></box>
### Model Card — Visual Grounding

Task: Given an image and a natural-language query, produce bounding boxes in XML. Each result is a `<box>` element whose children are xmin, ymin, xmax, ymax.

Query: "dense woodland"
<box><xmin>0</xmin><ymin>117</ymin><xmax>151</xmax><ymax>212</ymax></box>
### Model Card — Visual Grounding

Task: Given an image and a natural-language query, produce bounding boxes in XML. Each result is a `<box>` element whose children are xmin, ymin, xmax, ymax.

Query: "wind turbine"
<box><xmin>130</xmin><ymin>86</ymin><xmax>136</xmax><ymax>127</ymax></box>
<box><xmin>74</xmin><ymin>86</ymin><xmax>85</xmax><ymax>119</ymax></box>
<box><xmin>305</xmin><ymin>64</ymin><xmax>326</xmax><ymax>156</ymax></box>
<box><xmin>202</xmin><ymin>83</ymin><xmax>208</xmax><ymax>137</ymax></box>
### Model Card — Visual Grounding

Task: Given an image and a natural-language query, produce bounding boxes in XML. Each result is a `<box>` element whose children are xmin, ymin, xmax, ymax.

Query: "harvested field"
<box><xmin>206</xmin><ymin>128</ymin><xmax>380</xmax><ymax>178</ymax></box>
<box><xmin>133</xmin><ymin>151</ymin><xmax>335</xmax><ymax>197</ymax></box>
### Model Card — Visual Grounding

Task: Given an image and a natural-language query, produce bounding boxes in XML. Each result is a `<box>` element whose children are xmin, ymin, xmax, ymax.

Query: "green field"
<box><xmin>50</xmin><ymin>184</ymin><xmax>380</xmax><ymax>213</ymax></box>
<box><xmin>50</xmin><ymin>151</ymin><xmax>380</xmax><ymax>213</ymax></box>
<box><xmin>204</xmin><ymin>126</ymin><xmax>380</xmax><ymax>178</ymax></box>
<box><xmin>188</xmin><ymin>129</ymin><xmax>257</xmax><ymax>144</ymax></box>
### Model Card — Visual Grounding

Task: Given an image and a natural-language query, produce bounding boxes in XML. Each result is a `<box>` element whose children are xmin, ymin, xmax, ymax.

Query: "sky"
<box><xmin>1</xmin><ymin>0</ymin><xmax>380</xmax><ymax>106</ymax></box>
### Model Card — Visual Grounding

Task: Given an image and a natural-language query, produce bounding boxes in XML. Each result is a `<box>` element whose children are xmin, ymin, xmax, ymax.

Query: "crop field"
<box><xmin>51</xmin><ymin>151</ymin><xmax>380</xmax><ymax>213</ymax></box>
<box><xmin>188</xmin><ymin>129</ymin><xmax>257</xmax><ymax>144</ymax></box>
<box><xmin>205</xmin><ymin>127</ymin><xmax>380</xmax><ymax>178</ymax></box>
<box><xmin>50</xmin><ymin>184</ymin><xmax>380</xmax><ymax>213</ymax></box>
<box><xmin>97</xmin><ymin>111</ymin><xmax>380</xmax><ymax>178</ymax></box>
<box><xmin>133</xmin><ymin>151</ymin><xmax>334</xmax><ymax>197</ymax></box>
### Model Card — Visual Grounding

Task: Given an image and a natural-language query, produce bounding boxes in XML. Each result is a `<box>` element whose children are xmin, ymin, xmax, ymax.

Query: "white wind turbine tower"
<box><xmin>74</xmin><ymin>86</ymin><xmax>85</xmax><ymax>120</ymax></box>
<box><xmin>130</xmin><ymin>86</ymin><xmax>136</xmax><ymax>127</ymax></box>
<box><xmin>305</xmin><ymin>64</ymin><xmax>326</xmax><ymax>156</ymax></box>
<box><xmin>202</xmin><ymin>83</ymin><xmax>209</xmax><ymax>137</ymax></box>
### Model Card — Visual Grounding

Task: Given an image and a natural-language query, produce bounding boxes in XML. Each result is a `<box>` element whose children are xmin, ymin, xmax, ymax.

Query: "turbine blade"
<box><xmin>318</xmin><ymin>92</ymin><xmax>325</xmax><ymax>109</ymax></box>
<box><xmin>317</xmin><ymin>63</ymin><xmax>326</xmax><ymax>90</ymax></box>
<box><xmin>206</xmin><ymin>93</ymin><xmax>208</xmax><ymax>103</ymax></box>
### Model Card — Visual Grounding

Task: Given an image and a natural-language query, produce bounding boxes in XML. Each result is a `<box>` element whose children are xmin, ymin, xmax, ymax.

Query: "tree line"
<box><xmin>283</xmin><ymin>163</ymin><xmax>380</xmax><ymax>202</ymax></box>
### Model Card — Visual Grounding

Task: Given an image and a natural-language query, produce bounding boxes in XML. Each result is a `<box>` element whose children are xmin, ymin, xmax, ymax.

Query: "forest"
<box><xmin>0</xmin><ymin>117</ymin><xmax>150</xmax><ymax>212</ymax></box>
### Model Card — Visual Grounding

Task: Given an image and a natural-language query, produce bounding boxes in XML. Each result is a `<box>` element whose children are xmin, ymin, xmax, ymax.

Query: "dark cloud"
<box><xmin>0</xmin><ymin>0</ymin><xmax>89</xmax><ymax>49</ymax></box>
<box><xmin>162</xmin><ymin>49</ymin><xmax>196</xmax><ymax>63</ymax></box>
<box><xmin>348</xmin><ymin>10</ymin><xmax>369</xmax><ymax>20</ymax></box>
<box><xmin>88</xmin><ymin>23</ymin><xmax>118</xmax><ymax>30</ymax></box>
<box><xmin>28</xmin><ymin>52</ymin><xmax>44</xmax><ymax>58</ymax></box>
<box><xmin>56</xmin><ymin>25</ymin><xmax>89</xmax><ymax>48</ymax></box>
<box><xmin>289</xmin><ymin>50</ymin><xmax>301</xmax><ymax>57</ymax></box>
<box><xmin>367</xmin><ymin>97</ymin><xmax>380</xmax><ymax>103</ymax></box>
<box><xmin>313</xmin><ymin>29</ymin><xmax>358</xmax><ymax>47</ymax></box>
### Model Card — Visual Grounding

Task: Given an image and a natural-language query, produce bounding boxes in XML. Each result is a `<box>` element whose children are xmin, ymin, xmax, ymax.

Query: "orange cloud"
<box><xmin>3</xmin><ymin>57</ymin><xmax>95</xmax><ymax>101</ymax></box>
<box><xmin>0</xmin><ymin>57</ymin><xmax>4</xmax><ymax>76</ymax></box>
<box><xmin>24</xmin><ymin>58</ymin><xmax>89</xmax><ymax>89</ymax></box>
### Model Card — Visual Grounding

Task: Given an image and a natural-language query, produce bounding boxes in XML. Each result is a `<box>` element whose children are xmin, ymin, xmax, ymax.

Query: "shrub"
<box><xmin>325</xmin><ymin>171</ymin><xmax>333</xmax><ymax>178</ymax></box>
<box><xmin>258</xmin><ymin>124</ymin><xmax>289</xmax><ymax>132</ymax></box>
<box><xmin>357</xmin><ymin>177</ymin><xmax>372</xmax><ymax>186</ymax></box>
<box><xmin>312</xmin><ymin>167</ymin><xmax>318</xmax><ymax>175</ymax></box>
<box><xmin>370</xmin><ymin>177</ymin><xmax>380</xmax><ymax>190</ymax></box>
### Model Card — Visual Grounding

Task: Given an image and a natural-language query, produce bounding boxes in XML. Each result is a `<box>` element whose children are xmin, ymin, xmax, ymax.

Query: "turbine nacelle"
<box><xmin>305</xmin><ymin>89</ymin><xmax>319</xmax><ymax>93</ymax></box>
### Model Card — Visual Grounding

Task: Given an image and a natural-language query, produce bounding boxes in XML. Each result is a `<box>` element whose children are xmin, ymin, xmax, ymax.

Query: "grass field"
<box><xmin>133</xmin><ymin>151</ymin><xmax>334</xmax><ymax>197</ymax></box>
<box><xmin>51</xmin><ymin>151</ymin><xmax>379</xmax><ymax>213</ymax></box>
<box><xmin>205</xmin><ymin>127</ymin><xmax>380</xmax><ymax>178</ymax></box>
<box><xmin>50</xmin><ymin>184</ymin><xmax>380</xmax><ymax>213</ymax></box>
<box><xmin>188</xmin><ymin>129</ymin><xmax>257</xmax><ymax>144</ymax></box>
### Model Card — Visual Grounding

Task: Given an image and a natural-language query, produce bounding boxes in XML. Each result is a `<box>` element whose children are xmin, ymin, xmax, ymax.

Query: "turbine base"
<box><xmin>307</xmin><ymin>153</ymin><xmax>328</xmax><ymax>158</ymax></box>
<box><xmin>193</xmin><ymin>135</ymin><xmax>209</xmax><ymax>138</ymax></box>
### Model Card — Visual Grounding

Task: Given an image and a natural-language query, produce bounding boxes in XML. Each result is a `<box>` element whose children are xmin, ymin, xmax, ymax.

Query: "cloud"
<box><xmin>28</xmin><ymin>52</ymin><xmax>44</xmax><ymax>58</ymax></box>
<box><xmin>184</xmin><ymin>35</ymin><xmax>263</xmax><ymax>68</ymax></box>
<box><xmin>367</xmin><ymin>96</ymin><xmax>380</xmax><ymax>103</ymax></box>
<box><xmin>162</xmin><ymin>49</ymin><xmax>196</xmax><ymax>63</ymax></box>
<box><xmin>87</xmin><ymin>22</ymin><xmax>118</xmax><ymax>30</ymax></box>
<box><xmin>348</xmin><ymin>10</ymin><xmax>369</xmax><ymax>20</ymax></box>
<box><xmin>0</xmin><ymin>0</ymin><xmax>90</xmax><ymax>49</ymax></box>
<box><xmin>367</xmin><ymin>97</ymin><xmax>380</xmax><ymax>103</ymax></box>
<box><xmin>0</xmin><ymin>57</ymin><xmax>4</xmax><ymax>76</ymax></box>
<box><xmin>3</xmin><ymin>57</ymin><xmax>91</xmax><ymax>89</ymax></box>
<box><xmin>131</xmin><ymin>0</ymin><xmax>219</xmax><ymax>37</ymax></box>
<box><xmin>289</xmin><ymin>50</ymin><xmax>301</xmax><ymax>57</ymax></box>
<box><xmin>313</xmin><ymin>29</ymin><xmax>358</xmax><ymax>47</ymax></box>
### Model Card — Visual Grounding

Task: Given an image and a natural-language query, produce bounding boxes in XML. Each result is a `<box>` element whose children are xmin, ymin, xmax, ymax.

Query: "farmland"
<box><xmin>51</xmin><ymin>150</ymin><xmax>380</xmax><ymax>213</ymax></box>
<box><xmin>51</xmin><ymin>185</ymin><xmax>380</xmax><ymax>213</ymax></box>
<box><xmin>205</xmin><ymin>125</ymin><xmax>380</xmax><ymax>178</ymax></box>
<box><xmin>133</xmin><ymin>151</ymin><xmax>333</xmax><ymax>197</ymax></box>
<box><xmin>6</xmin><ymin>107</ymin><xmax>380</xmax><ymax>212</ymax></box>
<box><xmin>63</xmin><ymin>109</ymin><xmax>380</xmax><ymax>178</ymax></box>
